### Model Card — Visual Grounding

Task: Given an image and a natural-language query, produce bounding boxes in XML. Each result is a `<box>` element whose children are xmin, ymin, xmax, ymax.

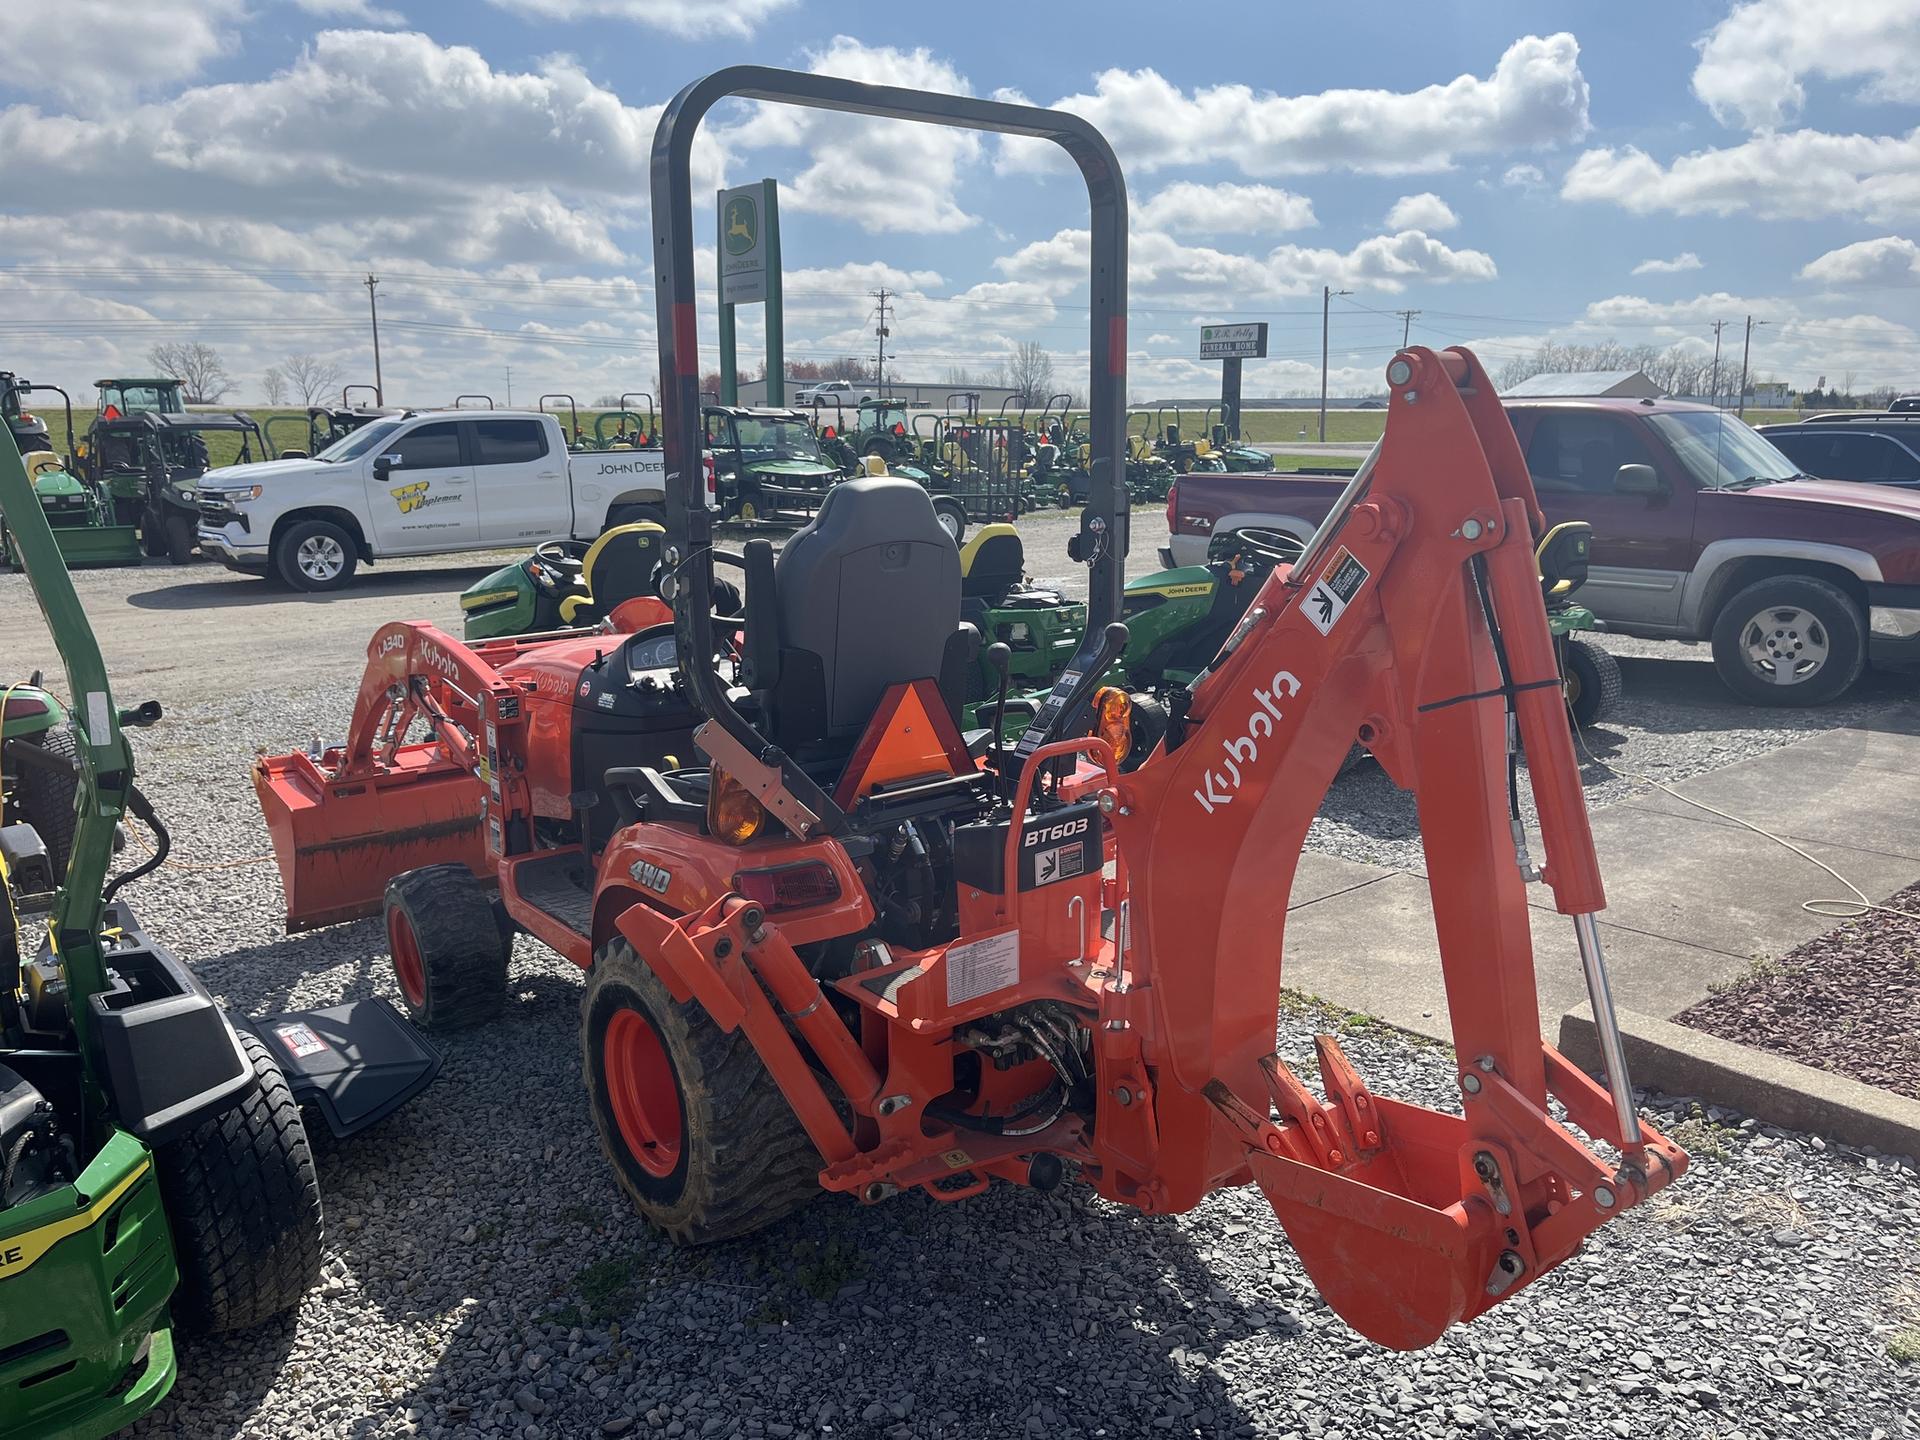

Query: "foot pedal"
<box><xmin>238</xmin><ymin>997</ymin><xmax>442</xmax><ymax>1139</ymax></box>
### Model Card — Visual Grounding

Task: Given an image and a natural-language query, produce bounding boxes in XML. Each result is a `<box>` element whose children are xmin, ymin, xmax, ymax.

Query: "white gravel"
<box><xmin>7</xmin><ymin>536</ymin><xmax>1918</xmax><ymax>1439</ymax></box>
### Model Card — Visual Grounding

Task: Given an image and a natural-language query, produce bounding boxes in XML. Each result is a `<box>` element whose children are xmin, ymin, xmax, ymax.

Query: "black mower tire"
<box><xmin>1563</xmin><ymin>638</ymin><xmax>1623</xmax><ymax>729</ymax></box>
<box><xmin>11</xmin><ymin>724</ymin><xmax>80</xmax><ymax>881</ymax></box>
<box><xmin>384</xmin><ymin>864</ymin><xmax>512</xmax><ymax>1030</ymax></box>
<box><xmin>1709</xmin><ymin>574</ymin><xmax>1865</xmax><ymax>707</ymax></box>
<box><xmin>141</xmin><ymin>509</ymin><xmax>167</xmax><ymax>559</ymax></box>
<box><xmin>156</xmin><ymin>1030</ymin><xmax>324</xmax><ymax>1335</ymax></box>
<box><xmin>273</xmin><ymin>518</ymin><xmax>358</xmax><ymax>592</ymax></box>
<box><xmin>583</xmin><ymin>936</ymin><xmax>819</xmax><ymax>1245</ymax></box>
<box><xmin>164</xmin><ymin>512</ymin><xmax>198</xmax><ymax>565</ymax></box>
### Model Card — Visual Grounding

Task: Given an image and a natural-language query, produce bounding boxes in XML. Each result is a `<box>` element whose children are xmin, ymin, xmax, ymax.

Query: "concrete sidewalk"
<box><xmin>1280</xmin><ymin>710</ymin><xmax>1920</xmax><ymax>1045</ymax></box>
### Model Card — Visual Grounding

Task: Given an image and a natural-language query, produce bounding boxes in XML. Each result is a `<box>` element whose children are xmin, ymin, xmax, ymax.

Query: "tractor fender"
<box><xmin>609</xmin><ymin>896</ymin><xmax>747</xmax><ymax>1030</ymax></box>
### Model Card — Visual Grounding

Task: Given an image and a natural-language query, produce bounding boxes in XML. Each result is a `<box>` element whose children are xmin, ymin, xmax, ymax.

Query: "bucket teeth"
<box><xmin>1258</xmin><ymin>1052</ymin><xmax>1358</xmax><ymax>1169</ymax></box>
<box><xmin>1312</xmin><ymin>1035</ymin><xmax>1383</xmax><ymax>1158</ymax></box>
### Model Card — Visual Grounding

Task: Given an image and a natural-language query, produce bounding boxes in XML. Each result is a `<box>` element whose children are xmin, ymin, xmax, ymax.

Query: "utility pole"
<box><xmin>1396</xmin><ymin>308</ymin><xmax>1421</xmax><ymax>347</ymax></box>
<box><xmin>1320</xmin><ymin>285</ymin><xmax>1352</xmax><ymax>442</ymax></box>
<box><xmin>871</xmin><ymin>289</ymin><xmax>891</xmax><ymax>396</ymax></box>
<box><xmin>1736</xmin><ymin>315</ymin><xmax>1768</xmax><ymax>417</ymax></box>
<box><xmin>1708</xmin><ymin>320</ymin><xmax>1726</xmax><ymax>408</ymax></box>
<box><xmin>364</xmin><ymin>274</ymin><xmax>385</xmax><ymax>405</ymax></box>
<box><xmin>504</xmin><ymin>364</ymin><xmax>512</xmax><ymax>406</ymax></box>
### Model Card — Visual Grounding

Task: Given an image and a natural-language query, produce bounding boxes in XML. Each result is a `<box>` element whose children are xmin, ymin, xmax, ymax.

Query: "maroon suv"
<box><xmin>1163</xmin><ymin>398</ymin><xmax>1920</xmax><ymax>704</ymax></box>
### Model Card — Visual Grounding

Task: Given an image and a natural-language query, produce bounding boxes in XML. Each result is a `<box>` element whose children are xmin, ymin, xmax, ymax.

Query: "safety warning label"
<box><xmin>1304</xmin><ymin>547</ymin><xmax>1370</xmax><ymax>636</ymax></box>
<box><xmin>946</xmin><ymin>929</ymin><xmax>1020</xmax><ymax>1006</ymax></box>
<box><xmin>274</xmin><ymin>1022</ymin><xmax>330</xmax><ymax>1059</ymax></box>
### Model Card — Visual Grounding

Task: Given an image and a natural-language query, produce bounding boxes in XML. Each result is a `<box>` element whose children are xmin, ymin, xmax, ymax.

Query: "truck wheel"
<box><xmin>274</xmin><ymin>518</ymin><xmax>357</xmax><ymax>591</ymax></box>
<box><xmin>1709</xmin><ymin>575</ymin><xmax>1865</xmax><ymax>706</ymax></box>
<box><xmin>1562</xmin><ymin>639</ymin><xmax>1622</xmax><ymax>728</ymax></box>
<box><xmin>164</xmin><ymin>512</ymin><xmax>198</xmax><ymax>565</ymax></box>
<box><xmin>156</xmin><ymin>1030</ymin><xmax>324</xmax><ymax>1335</ymax></box>
<box><xmin>583</xmin><ymin>936</ymin><xmax>819</xmax><ymax>1245</ymax></box>
<box><xmin>932</xmin><ymin>497</ymin><xmax>967</xmax><ymax>544</ymax></box>
<box><xmin>11</xmin><ymin>725</ymin><xmax>79</xmax><ymax>880</ymax></box>
<box><xmin>384</xmin><ymin>864</ymin><xmax>512</xmax><ymax>1030</ymax></box>
<box><xmin>605</xmin><ymin>503</ymin><xmax>667</xmax><ymax>532</ymax></box>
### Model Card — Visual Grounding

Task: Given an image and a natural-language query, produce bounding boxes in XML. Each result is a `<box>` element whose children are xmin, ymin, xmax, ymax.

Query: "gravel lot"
<box><xmin>6</xmin><ymin>531</ymin><xmax>1919</xmax><ymax>1438</ymax></box>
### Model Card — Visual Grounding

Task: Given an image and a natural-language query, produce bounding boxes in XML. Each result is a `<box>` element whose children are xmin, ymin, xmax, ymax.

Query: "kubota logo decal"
<box><xmin>1194</xmin><ymin>668</ymin><xmax>1301</xmax><ymax>814</ymax></box>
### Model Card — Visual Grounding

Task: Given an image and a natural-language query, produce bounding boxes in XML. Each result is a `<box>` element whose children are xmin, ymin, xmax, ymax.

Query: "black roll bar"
<box><xmin>652</xmin><ymin>65</ymin><xmax>1128</xmax><ymax>834</ymax></box>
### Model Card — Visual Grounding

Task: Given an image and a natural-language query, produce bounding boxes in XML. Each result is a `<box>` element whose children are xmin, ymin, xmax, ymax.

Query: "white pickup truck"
<box><xmin>195</xmin><ymin>408</ymin><xmax>668</xmax><ymax>591</ymax></box>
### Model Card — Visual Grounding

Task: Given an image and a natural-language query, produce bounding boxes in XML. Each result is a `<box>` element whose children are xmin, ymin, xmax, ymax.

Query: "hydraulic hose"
<box><xmin>102</xmin><ymin>787</ymin><xmax>168</xmax><ymax>906</ymax></box>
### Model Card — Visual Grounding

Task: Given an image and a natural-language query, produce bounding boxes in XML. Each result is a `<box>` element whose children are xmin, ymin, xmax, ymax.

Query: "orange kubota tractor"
<box><xmin>253</xmin><ymin>68</ymin><xmax>1683</xmax><ymax>1352</ymax></box>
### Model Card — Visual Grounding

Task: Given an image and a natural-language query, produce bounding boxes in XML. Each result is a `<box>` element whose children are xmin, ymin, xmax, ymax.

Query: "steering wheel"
<box><xmin>529</xmin><ymin>539</ymin><xmax>586</xmax><ymax>593</ymax></box>
<box><xmin>1229</xmin><ymin>527</ymin><xmax>1304</xmax><ymax>564</ymax></box>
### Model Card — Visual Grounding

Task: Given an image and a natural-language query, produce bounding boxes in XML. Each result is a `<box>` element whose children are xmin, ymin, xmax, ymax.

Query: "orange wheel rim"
<box><xmin>388</xmin><ymin>908</ymin><xmax>426</xmax><ymax>1008</ymax></box>
<box><xmin>605</xmin><ymin>1007</ymin><xmax>682</xmax><ymax>1177</ymax></box>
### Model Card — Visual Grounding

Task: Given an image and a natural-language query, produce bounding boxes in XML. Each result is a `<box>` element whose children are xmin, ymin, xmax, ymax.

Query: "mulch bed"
<box><xmin>1675</xmin><ymin>878</ymin><xmax>1920</xmax><ymax>1103</ymax></box>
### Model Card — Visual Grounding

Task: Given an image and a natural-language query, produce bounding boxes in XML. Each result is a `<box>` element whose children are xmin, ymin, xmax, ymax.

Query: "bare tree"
<box><xmin>147</xmin><ymin>341</ymin><xmax>232</xmax><ymax>403</ymax></box>
<box><xmin>262</xmin><ymin>367</ymin><xmax>289</xmax><ymax>406</ymax></box>
<box><xmin>281</xmin><ymin>353</ymin><xmax>346</xmax><ymax>407</ymax></box>
<box><xmin>1007</xmin><ymin>342</ymin><xmax>1054</xmax><ymax>404</ymax></box>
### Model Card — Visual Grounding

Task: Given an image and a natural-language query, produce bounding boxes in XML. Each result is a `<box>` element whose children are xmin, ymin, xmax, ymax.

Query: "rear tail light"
<box><xmin>2</xmin><ymin>695</ymin><xmax>49</xmax><ymax>721</ymax></box>
<box><xmin>733</xmin><ymin>860</ymin><xmax>841</xmax><ymax>911</ymax></box>
<box><xmin>1165</xmin><ymin>479</ymin><xmax>1179</xmax><ymax>534</ymax></box>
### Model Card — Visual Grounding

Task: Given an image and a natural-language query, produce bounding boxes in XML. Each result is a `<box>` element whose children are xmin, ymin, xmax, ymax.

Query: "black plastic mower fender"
<box><xmin>234</xmin><ymin>999</ymin><xmax>442</xmax><ymax>1139</ymax></box>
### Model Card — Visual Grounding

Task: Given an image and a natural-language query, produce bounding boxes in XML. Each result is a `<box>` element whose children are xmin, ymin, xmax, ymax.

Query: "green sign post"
<box><xmin>717</xmin><ymin>179</ymin><xmax>784</xmax><ymax>406</ymax></box>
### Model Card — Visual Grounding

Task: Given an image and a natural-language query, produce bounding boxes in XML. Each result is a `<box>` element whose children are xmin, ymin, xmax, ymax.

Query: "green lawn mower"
<box><xmin>1198</xmin><ymin>406</ymin><xmax>1275</xmax><ymax>473</ymax></box>
<box><xmin>0</xmin><ymin>384</ymin><xmax>142</xmax><ymax>571</ymax></box>
<box><xmin>0</xmin><ymin>429</ymin><xmax>440</xmax><ymax>1440</ymax></box>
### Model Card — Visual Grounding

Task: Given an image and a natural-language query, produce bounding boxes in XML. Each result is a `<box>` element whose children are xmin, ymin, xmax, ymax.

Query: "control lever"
<box><xmin>986</xmin><ymin>641</ymin><xmax>1012</xmax><ymax>764</ymax></box>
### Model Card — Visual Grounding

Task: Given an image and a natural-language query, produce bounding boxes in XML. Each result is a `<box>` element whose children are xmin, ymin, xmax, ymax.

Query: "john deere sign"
<box><xmin>719</xmin><ymin>181</ymin><xmax>771</xmax><ymax>306</ymax></box>
<box><xmin>1198</xmin><ymin>322</ymin><xmax>1268</xmax><ymax>360</ymax></box>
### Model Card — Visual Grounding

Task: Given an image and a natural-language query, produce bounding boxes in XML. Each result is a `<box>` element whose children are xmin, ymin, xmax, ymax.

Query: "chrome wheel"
<box><xmin>296</xmin><ymin>534</ymin><xmax>346</xmax><ymax>582</ymax></box>
<box><xmin>1738</xmin><ymin>604</ymin><xmax>1829</xmax><ymax>687</ymax></box>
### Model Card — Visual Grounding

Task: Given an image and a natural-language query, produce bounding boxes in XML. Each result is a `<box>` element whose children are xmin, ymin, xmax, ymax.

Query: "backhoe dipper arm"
<box><xmin>1108</xmin><ymin>347</ymin><xmax>1684</xmax><ymax>1349</ymax></box>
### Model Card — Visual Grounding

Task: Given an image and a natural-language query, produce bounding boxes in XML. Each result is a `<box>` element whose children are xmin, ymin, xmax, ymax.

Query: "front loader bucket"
<box><xmin>254</xmin><ymin>745</ymin><xmax>484</xmax><ymax>932</ymax></box>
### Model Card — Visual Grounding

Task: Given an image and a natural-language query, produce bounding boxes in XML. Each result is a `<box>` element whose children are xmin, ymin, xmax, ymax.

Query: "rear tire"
<box><xmin>141</xmin><ymin>509</ymin><xmax>167</xmax><ymax>558</ymax></box>
<box><xmin>1562</xmin><ymin>638</ymin><xmax>1622</xmax><ymax>728</ymax></box>
<box><xmin>1709</xmin><ymin>575</ymin><xmax>1864</xmax><ymax>706</ymax></box>
<box><xmin>11</xmin><ymin>725</ymin><xmax>79</xmax><ymax>880</ymax></box>
<box><xmin>384</xmin><ymin>864</ymin><xmax>512</xmax><ymax>1029</ymax></box>
<box><xmin>156</xmin><ymin>1030</ymin><xmax>324</xmax><ymax>1335</ymax></box>
<box><xmin>582</xmin><ymin>936</ymin><xmax>819</xmax><ymax>1244</ymax></box>
<box><xmin>274</xmin><ymin>518</ymin><xmax>358</xmax><ymax>592</ymax></box>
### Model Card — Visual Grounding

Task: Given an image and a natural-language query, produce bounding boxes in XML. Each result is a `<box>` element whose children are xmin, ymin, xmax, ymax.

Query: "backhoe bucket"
<box><xmin>253</xmin><ymin>745</ymin><xmax>484</xmax><ymax>932</ymax></box>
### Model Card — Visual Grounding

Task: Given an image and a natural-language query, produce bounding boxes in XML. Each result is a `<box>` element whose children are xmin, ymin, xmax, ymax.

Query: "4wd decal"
<box><xmin>391</xmin><ymin>480</ymin><xmax>459</xmax><ymax>515</ymax></box>
<box><xmin>1194</xmin><ymin>668</ymin><xmax>1302</xmax><ymax>814</ymax></box>
<box><xmin>1304</xmin><ymin>547</ymin><xmax>1370</xmax><ymax>636</ymax></box>
<box><xmin>630</xmin><ymin>859</ymin><xmax>672</xmax><ymax>895</ymax></box>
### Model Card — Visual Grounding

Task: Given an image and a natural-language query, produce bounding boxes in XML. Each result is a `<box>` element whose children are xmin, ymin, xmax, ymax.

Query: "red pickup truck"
<box><xmin>1162</xmin><ymin>397</ymin><xmax>1920</xmax><ymax>704</ymax></box>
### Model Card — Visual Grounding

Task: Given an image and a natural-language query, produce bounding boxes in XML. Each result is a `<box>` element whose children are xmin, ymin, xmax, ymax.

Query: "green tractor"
<box><xmin>1198</xmin><ymin>405</ymin><xmax>1275</xmax><ymax>473</ymax></box>
<box><xmin>81</xmin><ymin>412</ymin><xmax>265</xmax><ymax>564</ymax></box>
<box><xmin>849</xmin><ymin>398</ymin><xmax>917</xmax><ymax>466</ymax></box>
<box><xmin>0</xmin><ymin>384</ymin><xmax>142</xmax><ymax>570</ymax></box>
<box><xmin>1150</xmin><ymin>407</ymin><xmax>1229</xmax><ymax>475</ymax></box>
<box><xmin>0</xmin><ymin>429</ymin><xmax>440</xmax><ymax>1439</ymax></box>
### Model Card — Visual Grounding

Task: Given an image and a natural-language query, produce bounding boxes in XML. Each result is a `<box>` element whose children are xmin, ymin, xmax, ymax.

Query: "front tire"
<box><xmin>1562</xmin><ymin>638</ymin><xmax>1622</xmax><ymax>728</ymax></box>
<box><xmin>274</xmin><ymin>518</ymin><xmax>358</xmax><ymax>592</ymax></box>
<box><xmin>582</xmin><ymin>937</ymin><xmax>818</xmax><ymax>1244</ymax></box>
<box><xmin>164</xmin><ymin>512</ymin><xmax>197</xmax><ymax>564</ymax></box>
<box><xmin>1709</xmin><ymin>575</ymin><xmax>1864</xmax><ymax>706</ymax></box>
<box><xmin>156</xmin><ymin>1030</ymin><xmax>324</xmax><ymax>1335</ymax></box>
<box><xmin>384</xmin><ymin>864</ymin><xmax>512</xmax><ymax>1029</ymax></box>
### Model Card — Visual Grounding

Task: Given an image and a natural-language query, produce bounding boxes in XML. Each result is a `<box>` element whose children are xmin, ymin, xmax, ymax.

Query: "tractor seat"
<box><xmin>740</xmin><ymin>478</ymin><xmax>969</xmax><ymax>762</ymax></box>
<box><xmin>958</xmin><ymin>524</ymin><xmax>1024</xmax><ymax>602</ymax></box>
<box><xmin>1535</xmin><ymin>520</ymin><xmax>1592</xmax><ymax>602</ymax></box>
<box><xmin>562</xmin><ymin>523</ymin><xmax>665</xmax><ymax>623</ymax></box>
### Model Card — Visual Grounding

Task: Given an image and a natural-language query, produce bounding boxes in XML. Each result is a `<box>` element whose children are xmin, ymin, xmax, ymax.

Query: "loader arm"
<box><xmin>1107</xmin><ymin>346</ymin><xmax>1684</xmax><ymax>1347</ymax></box>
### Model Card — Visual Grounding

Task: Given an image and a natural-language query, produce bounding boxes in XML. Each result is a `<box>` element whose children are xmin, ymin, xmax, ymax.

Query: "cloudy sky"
<box><xmin>5</xmin><ymin>0</ymin><xmax>1919</xmax><ymax>405</ymax></box>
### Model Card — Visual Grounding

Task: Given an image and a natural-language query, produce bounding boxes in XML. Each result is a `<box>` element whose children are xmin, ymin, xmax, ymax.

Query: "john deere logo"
<box><xmin>725</xmin><ymin>196</ymin><xmax>757</xmax><ymax>255</ymax></box>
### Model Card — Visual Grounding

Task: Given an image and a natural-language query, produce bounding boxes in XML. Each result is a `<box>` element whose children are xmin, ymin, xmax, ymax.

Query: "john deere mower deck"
<box><xmin>250</xmin><ymin>65</ymin><xmax>1682</xmax><ymax>1356</ymax></box>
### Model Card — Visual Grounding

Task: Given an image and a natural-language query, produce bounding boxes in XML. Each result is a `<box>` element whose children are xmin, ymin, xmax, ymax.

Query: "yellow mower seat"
<box><xmin>1535</xmin><ymin>520</ymin><xmax>1593</xmax><ymax>601</ymax></box>
<box><xmin>559</xmin><ymin>523</ymin><xmax>666</xmax><ymax>624</ymax></box>
<box><xmin>958</xmin><ymin>523</ymin><xmax>1023</xmax><ymax>597</ymax></box>
<box><xmin>23</xmin><ymin>452</ymin><xmax>66</xmax><ymax>479</ymax></box>
<box><xmin>861</xmin><ymin>454</ymin><xmax>888</xmax><ymax>476</ymax></box>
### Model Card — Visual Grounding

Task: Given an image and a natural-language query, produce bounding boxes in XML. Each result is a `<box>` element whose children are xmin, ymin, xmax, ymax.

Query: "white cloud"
<box><xmin>292</xmin><ymin>0</ymin><xmax>407</xmax><ymax>24</ymax></box>
<box><xmin>999</xmin><ymin>34</ymin><xmax>1588</xmax><ymax>177</ymax></box>
<box><xmin>1799</xmin><ymin>236</ymin><xmax>1920</xmax><ymax>287</ymax></box>
<box><xmin>1692</xmin><ymin>0</ymin><xmax>1920</xmax><ymax>131</ymax></box>
<box><xmin>1502</xmin><ymin>163</ymin><xmax>1546</xmax><ymax>189</ymax></box>
<box><xmin>1135</xmin><ymin>183</ymin><xmax>1317</xmax><ymax>235</ymax></box>
<box><xmin>1562</xmin><ymin>129</ymin><xmax>1920</xmax><ymax>223</ymax></box>
<box><xmin>720</xmin><ymin>37</ymin><xmax>981</xmax><ymax>234</ymax></box>
<box><xmin>994</xmin><ymin>226</ymin><xmax>1495</xmax><ymax>298</ymax></box>
<box><xmin>0</xmin><ymin>30</ymin><xmax>726</xmax><ymax>266</ymax></box>
<box><xmin>8</xmin><ymin>0</ymin><xmax>247</xmax><ymax>108</ymax></box>
<box><xmin>482</xmin><ymin>0</ymin><xmax>794</xmax><ymax>39</ymax></box>
<box><xmin>1383</xmin><ymin>193</ymin><xmax>1458</xmax><ymax>231</ymax></box>
<box><xmin>1631</xmin><ymin>253</ymin><xmax>1704</xmax><ymax>275</ymax></box>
